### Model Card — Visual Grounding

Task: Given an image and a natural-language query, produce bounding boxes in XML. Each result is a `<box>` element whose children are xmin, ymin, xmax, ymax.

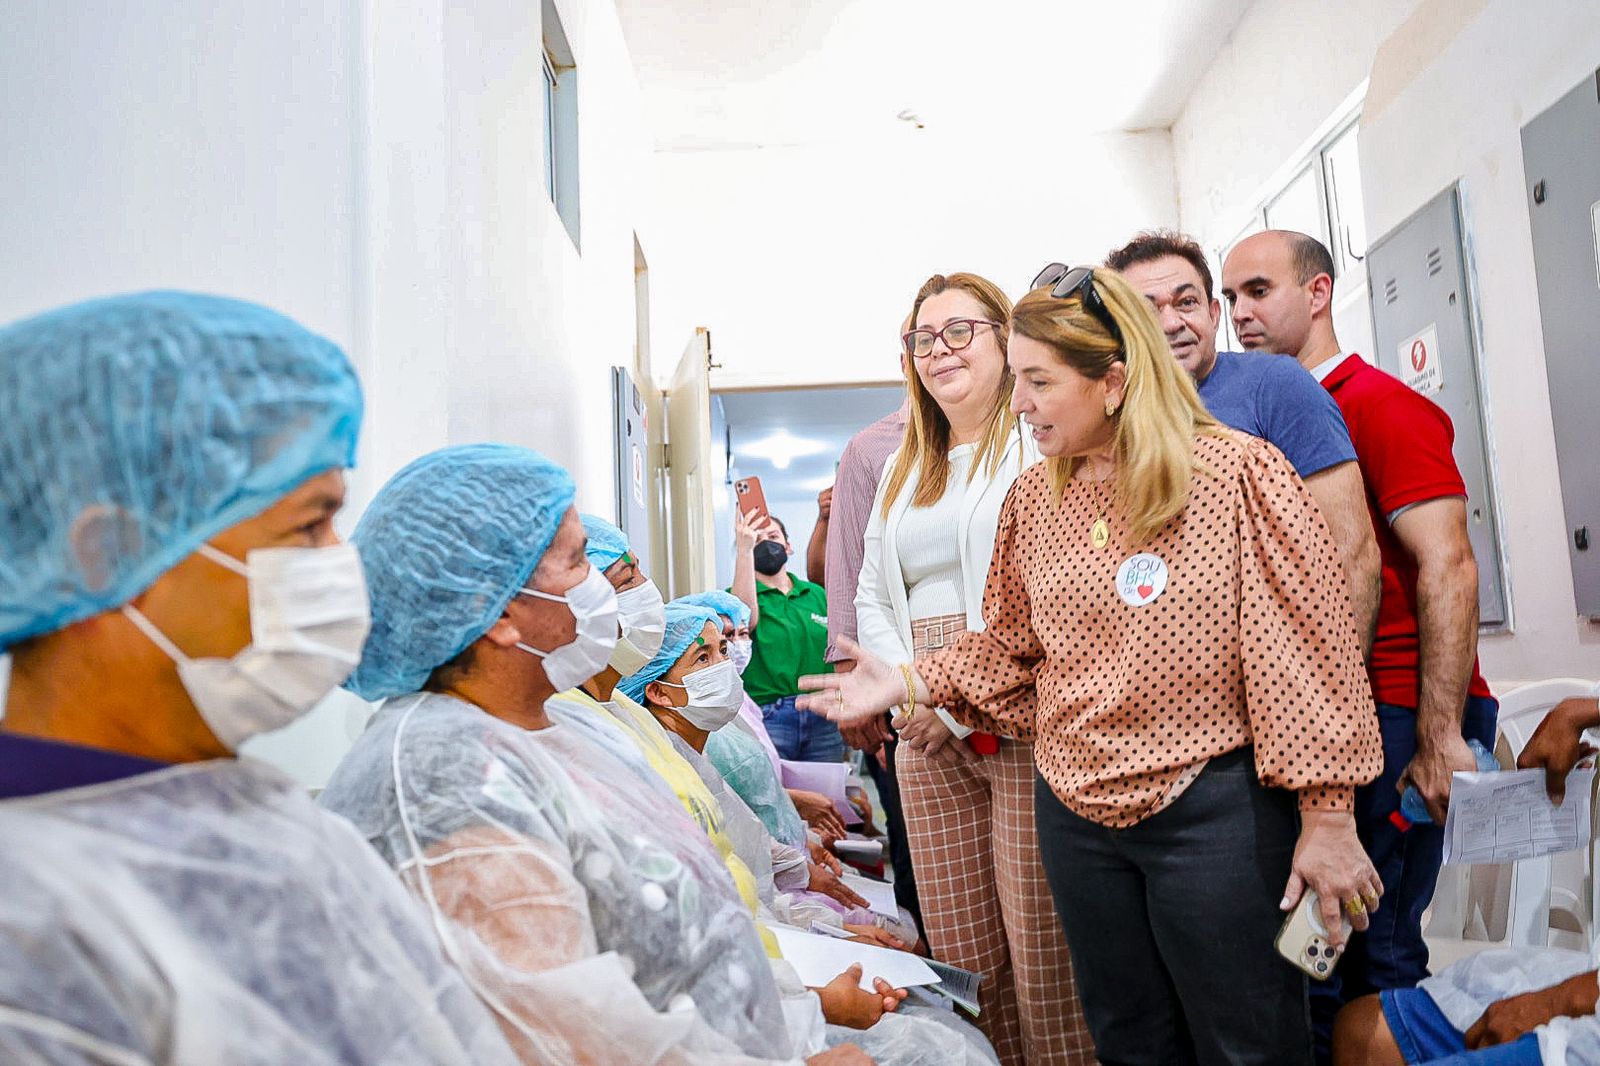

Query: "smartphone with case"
<box><xmin>1275</xmin><ymin>891</ymin><xmax>1351</xmax><ymax>981</ymax></box>
<box><xmin>733</xmin><ymin>476</ymin><xmax>769</xmax><ymax>522</ymax></box>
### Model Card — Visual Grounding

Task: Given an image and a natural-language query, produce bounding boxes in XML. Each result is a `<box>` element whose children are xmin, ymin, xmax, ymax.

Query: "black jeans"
<box><xmin>1034</xmin><ymin>748</ymin><xmax>1310</xmax><ymax>1066</ymax></box>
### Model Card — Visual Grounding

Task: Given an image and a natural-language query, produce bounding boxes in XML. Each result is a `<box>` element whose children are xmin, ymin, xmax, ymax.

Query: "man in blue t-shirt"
<box><xmin>1109</xmin><ymin>229</ymin><xmax>1380</xmax><ymax>655</ymax></box>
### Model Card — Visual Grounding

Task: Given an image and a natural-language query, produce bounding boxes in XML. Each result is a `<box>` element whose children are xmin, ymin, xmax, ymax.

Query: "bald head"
<box><xmin>1222</xmin><ymin>230</ymin><xmax>1338</xmax><ymax>364</ymax></box>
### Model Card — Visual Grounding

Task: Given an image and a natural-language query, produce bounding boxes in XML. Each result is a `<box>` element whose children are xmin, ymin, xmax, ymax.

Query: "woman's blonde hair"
<box><xmin>1010</xmin><ymin>267</ymin><xmax>1221</xmax><ymax>542</ymax></box>
<box><xmin>881</xmin><ymin>273</ymin><xmax>1018</xmax><ymax>519</ymax></box>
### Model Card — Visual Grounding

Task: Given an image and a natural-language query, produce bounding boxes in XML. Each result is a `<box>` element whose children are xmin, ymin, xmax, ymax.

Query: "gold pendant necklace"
<box><xmin>1091</xmin><ymin>518</ymin><xmax>1110</xmax><ymax>549</ymax></box>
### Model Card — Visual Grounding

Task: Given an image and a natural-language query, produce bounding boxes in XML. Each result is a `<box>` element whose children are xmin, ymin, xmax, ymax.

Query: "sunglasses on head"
<box><xmin>1030</xmin><ymin>263</ymin><xmax>1124</xmax><ymax>348</ymax></box>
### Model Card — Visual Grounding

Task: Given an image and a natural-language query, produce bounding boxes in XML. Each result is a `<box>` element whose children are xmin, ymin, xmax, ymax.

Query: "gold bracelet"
<box><xmin>898</xmin><ymin>663</ymin><xmax>917</xmax><ymax>719</ymax></box>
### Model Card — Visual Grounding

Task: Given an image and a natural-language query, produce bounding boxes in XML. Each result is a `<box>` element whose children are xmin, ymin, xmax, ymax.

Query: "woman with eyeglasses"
<box><xmin>853</xmin><ymin>273</ymin><xmax>1092</xmax><ymax>1065</ymax></box>
<box><xmin>804</xmin><ymin>267</ymin><xmax>1384</xmax><ymax>1065</ymax></box>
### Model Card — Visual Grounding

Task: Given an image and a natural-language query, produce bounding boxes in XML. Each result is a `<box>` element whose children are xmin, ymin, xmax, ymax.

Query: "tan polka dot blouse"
<box><xmin>917</xmin><ymin>429</ymin><xmax>1382</xmax><ymax>829</ymax></box>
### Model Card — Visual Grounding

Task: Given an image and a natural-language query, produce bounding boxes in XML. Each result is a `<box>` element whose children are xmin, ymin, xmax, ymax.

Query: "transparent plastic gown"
<box><xmin>0</xmin><ymin>758</ymin><xmax>518</xmax><ymax>1065</ymax></box>
<box><xmin>320</xmin><ymin>692</ymin><xmax>998</xmax><ymax>1066</ymax></box>
<box><xmin>320</xmin><ymin>691</ymin><xmax>791</xmax><ymax>1064</ymax></box>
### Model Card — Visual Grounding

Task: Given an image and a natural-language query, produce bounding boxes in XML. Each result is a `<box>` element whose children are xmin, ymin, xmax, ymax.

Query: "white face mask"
<box><xmin>659</xmin><ymin>658</ymin><xmax>745</xmax><ymax>731</ymax></box>
<box><xmin>727</xmin><ymin>637</ymin><xmax>753</xmax><ymax>675</ymax></box>
<box><xmin>516</xmin><ymin>564</ymin><xmax>620</xmax><ymax>692</ymax></box>
<box><xmin>607</xmin><ymin>578</ymin><xmax>666</xmax><ymax>676</ymax></box>
<box><xmin>123</xmin><ymin>542</ymin><xmax>372</xmax><ymax>751</ymax></box>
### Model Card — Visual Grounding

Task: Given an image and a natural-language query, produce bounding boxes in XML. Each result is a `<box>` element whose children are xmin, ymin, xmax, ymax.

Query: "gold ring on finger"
<box><xmin>1343</xmin><ymin>896</ymin><xmax>1368</xmax><ymax>917</ymax></box>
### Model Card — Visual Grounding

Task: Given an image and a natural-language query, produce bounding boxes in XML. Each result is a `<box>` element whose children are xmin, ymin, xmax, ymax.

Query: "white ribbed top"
<box><xmin>897</xmin><ymin>444</ymin><xmax>975</xmax><ymax>621</ymax></box>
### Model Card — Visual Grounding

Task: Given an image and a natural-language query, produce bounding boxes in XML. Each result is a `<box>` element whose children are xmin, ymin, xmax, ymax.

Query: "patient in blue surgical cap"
<box><xmin>320</xmin><ymin>442</ymin><xmax>997</xmax><ymax>1065</ymax></box>
<box><xmin>0</xmin><ymin>292</ymin><xmax>517</xmax><ymax>1065</ymax></box>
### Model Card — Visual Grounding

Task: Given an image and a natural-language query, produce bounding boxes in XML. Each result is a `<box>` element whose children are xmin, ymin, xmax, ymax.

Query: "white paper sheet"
<box><xmin>840</xmin><ymin>871</ymin><xmax>899</xmax><ymax>919</ymax></box>
<box><xmin>769</xmin><ymin>924</ymin><xmax>940</xmax><ymax>992</ymax></box>
<box><xmin>834</xmin><ymin>837</ymin><xmax>884</xmax><ymax>864</ymax></box>
<box><xmin>925</xmin><ymin>959</ymin><xmax>984</xmax><ymax>1016</ymax></box>
<box><xmin>781</xmin><ymin>758</ymin><xmax>862</xmax><ymax>824</ymax></box>
<box><xmin>1442</xmin><ymin>768</ymin><xmax>1595</xmax><ymax>866</ymax></box>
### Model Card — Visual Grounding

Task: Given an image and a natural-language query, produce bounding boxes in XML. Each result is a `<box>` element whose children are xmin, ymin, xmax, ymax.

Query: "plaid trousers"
<box><xmin>899</xmin><ymin>614</ymin><xmax>1095</xmax><ymax>1066</ymax></box>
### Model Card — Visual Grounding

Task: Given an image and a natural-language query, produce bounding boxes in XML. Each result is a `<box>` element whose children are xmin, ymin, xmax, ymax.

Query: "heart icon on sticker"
<box><xmin>1116</xmin><ymin>553</ymin><xmax>1169</xmax><ymax>607</ymax></box>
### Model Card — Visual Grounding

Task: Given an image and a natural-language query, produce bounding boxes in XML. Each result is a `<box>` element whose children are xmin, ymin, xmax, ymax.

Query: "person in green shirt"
<box><xmin>733</xmin><ymin>514</ymin><xmax>842</xmax><ymax>762</ymax></box>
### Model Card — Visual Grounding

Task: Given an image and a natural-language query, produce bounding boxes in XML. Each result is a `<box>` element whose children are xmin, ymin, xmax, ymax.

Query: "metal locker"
<box><xmin>1521</xmin><ymin>69</ymin><xmax>1600</xmax><ymax>619</ymax></box>
<box><xmin>1365</xmin><ymin>185</ymin><xmax>1510</xmax><ymax>630</ymax></box>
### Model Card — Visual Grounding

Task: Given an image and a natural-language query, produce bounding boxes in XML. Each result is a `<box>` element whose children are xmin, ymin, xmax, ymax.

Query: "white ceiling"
<box><xmin>615</xmin><ymin>0</ymin><xmax>1255</xmax><ymax>150</ymax></box>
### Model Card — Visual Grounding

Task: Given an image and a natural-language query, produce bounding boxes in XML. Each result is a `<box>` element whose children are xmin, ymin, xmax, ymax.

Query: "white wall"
<box><xmin>1173</xmin><ymin>0</ymin><xmax>1600</xmax><ymax>686</ymax></box>
<box><xmin>1360</xmin><ymin>0</ymin><xmax>1600</xmax><ymax>685</ymax></box>
<box><xmin>645</xmin><ymin>128</ymin><xmax>1180</xmax><ymax>389</ymax></box>
<box><xmin>0</xmin><ymin>0</ymin><xmax>658</xmax><ymax>783</ymax></box>
<box><xmin>1171</xmin><ymin>0</ymin><xmax>1426</xmax><ymax>249</ymax></box>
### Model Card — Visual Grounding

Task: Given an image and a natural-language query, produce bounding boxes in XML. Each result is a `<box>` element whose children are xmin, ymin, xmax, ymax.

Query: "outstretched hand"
<box><xmin>798</xmin><ymin>638</ymin><xmax>925</xmax><ymax>725</ymax></box>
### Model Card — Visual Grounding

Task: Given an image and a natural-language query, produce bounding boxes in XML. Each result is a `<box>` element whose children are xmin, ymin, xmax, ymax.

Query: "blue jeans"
<box><xmin>761</xmin><ymin>695</ymin><xmax>845</xmax><ymax>763</ymax></box>
<box><xmin>1380</xmin><ymin>986</ymin><xmax>1542</xmax><ymax>1065</ymax></box>
<box><xmin>1311</xmin><ymin>695</ymin><xmax>1501</xmax><ymax>1064</ymax></box>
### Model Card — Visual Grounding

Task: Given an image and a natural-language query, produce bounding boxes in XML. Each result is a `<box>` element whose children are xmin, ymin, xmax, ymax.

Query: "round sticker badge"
<box><xmin>1115</xmin><ymin>552</ymin><xmax>1168</xmax><ymax>607</ymax></box>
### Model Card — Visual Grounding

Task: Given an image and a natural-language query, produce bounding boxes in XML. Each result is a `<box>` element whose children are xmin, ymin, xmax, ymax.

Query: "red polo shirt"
<box><xmin>1320</xmin><ymin>355</ymin><xmax>1492</xmax><ymax>708</ymax></box>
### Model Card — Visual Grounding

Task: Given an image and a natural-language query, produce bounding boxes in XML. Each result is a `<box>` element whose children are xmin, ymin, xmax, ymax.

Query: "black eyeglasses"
<box><xmin>901</xmin><ymin>319</ymin><xmax>1002</xmax><ymax>359</ymax></box>
<box><xmin>1030</xmin><ymin>263</ymin><xmax>1124</xmax><ymax>348</ymax></box>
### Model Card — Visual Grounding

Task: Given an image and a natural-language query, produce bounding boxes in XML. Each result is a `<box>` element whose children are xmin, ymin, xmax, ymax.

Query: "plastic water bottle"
<box><xmin>1390</xmin><ymin>739</ymin><xmax>1498</xmax><ymax>830</ymax></box>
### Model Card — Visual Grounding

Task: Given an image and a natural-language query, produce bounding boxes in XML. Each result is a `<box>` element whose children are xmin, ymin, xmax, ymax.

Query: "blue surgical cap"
<box><xmin>346</xmin><ymin>443</ymin><xmax>577</xmax><ymax>701</ymax></box>
<box><xmin>676</xmin><ymin>590</ymin><xmax>750</xmax><ymax>630</ymax></box>
<box><xmin>580</xmin><ymin>513</ymin><xmax>631</xmax><ymax>571</ymax></box>
<box><xmin>617</xmin><ymin>602</ymin><xmax>721</xmax><ymax>704</ymax></box>
<box><xmin>0</xmin><ymin>291</ymin><xmax>363</xmax><ymax>649</ymax></box>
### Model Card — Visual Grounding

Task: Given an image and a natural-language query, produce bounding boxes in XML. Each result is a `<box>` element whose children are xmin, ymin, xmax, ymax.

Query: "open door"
<box><xmin>665</xmin><ymin>328</ymin><xmax>717</xmax><ymax>598</ymax></box>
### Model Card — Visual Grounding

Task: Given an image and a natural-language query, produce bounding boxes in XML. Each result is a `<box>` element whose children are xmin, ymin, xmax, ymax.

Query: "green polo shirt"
<box><xmin>735</xmin><ymin>573</ymin><xmax>833</xmax><ymax>705</ymax></box>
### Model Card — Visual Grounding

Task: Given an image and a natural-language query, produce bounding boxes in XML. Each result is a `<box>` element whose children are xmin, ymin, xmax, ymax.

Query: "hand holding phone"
<box><xmin>734</xmin><ymin>476</ymin><xmax>769</xmax><ymax>523</ymax></box>
<box><xmin>1276</xmin><ymin>891</ymin><xmax>1351</xmax><ymax>981</ymax></box>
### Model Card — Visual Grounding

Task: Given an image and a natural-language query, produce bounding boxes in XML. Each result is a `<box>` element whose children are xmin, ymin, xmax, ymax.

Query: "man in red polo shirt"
<box><xmin>1223</xmin><ymin>230</ymin><xmax>1498</xmax><ymax>1064</ymax></box>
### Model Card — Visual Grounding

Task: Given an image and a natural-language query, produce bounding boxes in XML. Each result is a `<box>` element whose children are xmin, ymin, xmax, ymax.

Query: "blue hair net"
<box><xmin>616</xmin><ymin>602</ymin><xmax>721</xmax><ymax>704</ymax></box>
<box><xmin>0</xmin><ymin>291</ymin><xmax>362</xmax><ymax>649</ymax></box>
<box><xmin>675</xmin><ymin>590</ymin><xmax>750</xmax><ymax>629</ymax></box>
<box><xmin>579</xmin><ymin>513</ymin><xmax>631</xmax><ymax>570</ymax></box>
<box><xmin>346</xmin><ymin>443</ymin><xmax>576</xmax><ymax>701</ymax></box>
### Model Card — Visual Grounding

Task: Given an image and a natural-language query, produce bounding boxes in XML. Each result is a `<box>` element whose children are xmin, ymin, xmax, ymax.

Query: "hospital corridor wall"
<box><xmin>0</xmin><ymin>0</ymin><xmax>661</xmax><ymax>785</ymax></box>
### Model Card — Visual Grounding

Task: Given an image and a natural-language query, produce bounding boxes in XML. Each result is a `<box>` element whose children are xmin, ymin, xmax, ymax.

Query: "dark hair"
<box><xmin>425</xmin><ymin>643</ymin><xmax>477</xmax><ymax>692</ymax></box>
<box><xmin>1106</xmin><ymin>230</ymin><xmax>1214</xmax><ymax>300</ymax></box>
<box><xmin>769</xmin><ymin>515</ymin><xmax>787</xmax><ymax>539</ymax></box>
<box><xmin>1286</xmin><ymin>231</ymin><xmax>1337</xmax><ymax>286</ymax></box>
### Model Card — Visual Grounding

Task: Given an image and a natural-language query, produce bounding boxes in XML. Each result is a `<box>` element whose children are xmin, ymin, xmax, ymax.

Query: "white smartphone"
<box><xmin>1275</xmin><ymin>891</ymin><xmax>1352</xmax><ymax>981</ymax></box>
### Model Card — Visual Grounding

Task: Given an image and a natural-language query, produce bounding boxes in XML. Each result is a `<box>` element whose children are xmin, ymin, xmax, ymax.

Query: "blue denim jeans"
<box><xmin>1311</xmin><ymin>695</ymin><xmax>1501</xmax><ymax>1064</ymax></box>
<box><xmin>760</xmin><ymin>694</ymin><xmax>845</xmax><ymax>763</ymax></box>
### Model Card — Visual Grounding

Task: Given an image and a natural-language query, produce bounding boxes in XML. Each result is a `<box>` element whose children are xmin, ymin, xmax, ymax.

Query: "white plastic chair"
<box><xmin>1424</xmin><ymin>677</ymin><xmax>1597</xmax><ymax>967</ymax></box>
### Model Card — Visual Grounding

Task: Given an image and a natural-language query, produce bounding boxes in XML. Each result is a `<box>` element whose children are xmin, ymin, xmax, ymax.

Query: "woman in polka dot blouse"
<box><xmin>801</xmin><ymin>266</ymin><xmax>1383</xmax><ymax>1066</ymax></box>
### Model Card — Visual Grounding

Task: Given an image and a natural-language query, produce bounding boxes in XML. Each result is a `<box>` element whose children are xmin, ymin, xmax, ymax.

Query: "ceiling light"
<box><xmin>738</xmin><ymin>429</ymin><xmax>826</xmax><ymax>471</ymax></box>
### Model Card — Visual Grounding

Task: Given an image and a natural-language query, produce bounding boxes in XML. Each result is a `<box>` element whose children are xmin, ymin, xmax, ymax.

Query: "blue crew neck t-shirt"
<box><xmin>1197</xmin><ymin>350</ymin><xmax>1356</xmax><ymax>478</ymax></box>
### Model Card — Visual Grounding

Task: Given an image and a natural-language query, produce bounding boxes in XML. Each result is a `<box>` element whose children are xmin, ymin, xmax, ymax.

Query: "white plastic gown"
<box><xmin>0</xmin><ymin>758</ymin><xmax>518</xmax><ymax>1066</ymax></box>
<box><xmin>319</xmin><ymin>691</ymin><xmax>796</xmax><ymax>1065</ymax></box>
<box><xmin>1419</xmin><ymin>943</ymin><xmax>1600</xmax><ymax>1064</ymax></box>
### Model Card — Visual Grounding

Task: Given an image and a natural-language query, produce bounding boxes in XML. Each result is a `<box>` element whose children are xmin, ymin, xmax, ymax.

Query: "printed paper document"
<box><xmin>1442</xmin><ymin>768</ymin><xmax>1594</xmax><ymax>866</ymax></box>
